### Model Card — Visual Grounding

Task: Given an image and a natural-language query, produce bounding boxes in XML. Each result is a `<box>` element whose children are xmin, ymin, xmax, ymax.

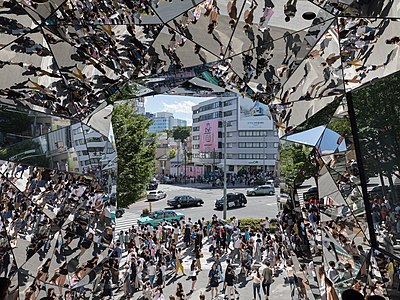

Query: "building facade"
<box><xmin>191</xmin><ymin>93</ymin><xmax>279</xmax><ymax>175</ymax></box>
<box><xmin>147</xmin><ymin>112</ymin><xmax>187</xmax><ymax>133</ymax></box>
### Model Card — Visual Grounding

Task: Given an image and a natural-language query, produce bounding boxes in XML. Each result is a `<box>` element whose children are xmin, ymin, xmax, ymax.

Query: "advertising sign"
<box><xmin>199</xmin><ymin>119</ymin><xmax>219</xmax><ymax>152</ymax></box>
<box><xmin>238</xmin><ymin>96</ymin><xmax>273</xmax><ymax>130</ymax></box>
<box><xmin>334</xmin><ymin>243</ymin><xmax>355</xmax><ymax>268</ymax></box>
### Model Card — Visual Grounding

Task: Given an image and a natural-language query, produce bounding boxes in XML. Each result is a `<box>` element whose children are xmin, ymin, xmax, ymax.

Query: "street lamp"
<box><xmin>223</xmin><ymin>120</ymin><xmax>227</xmax><ymax>220</ymax></box>
<box><xmin>263</xmin><ymin>133</ymin><xmax>266</xmax><ymax>182</ymax></box>
<box><xmin>183</xmin><ymin>139</ymin><xmax>187</xmax><ymax>184</ymax></box>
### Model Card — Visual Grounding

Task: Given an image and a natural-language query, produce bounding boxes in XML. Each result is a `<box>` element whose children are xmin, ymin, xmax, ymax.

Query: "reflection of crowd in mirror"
<box><xmin>0</xmin><ymin>0</ymin><xmax>165</xmax><ymax>118</ymax></box>
<box><xmin>0</xmin><ymin>160</ymin><xmax>116</xmax><ymax>298</ymax></box>
<box><xmin>339</xmin><ymin>17</ymin><xmax>399</xmax><ymax>88</ymax></box>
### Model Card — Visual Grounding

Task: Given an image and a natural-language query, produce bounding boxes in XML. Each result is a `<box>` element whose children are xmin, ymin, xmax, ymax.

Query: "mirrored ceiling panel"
<box><xmin>138</xmin><ymin>25</ymin><xmax>221</xmax><ymax>76</ymax></box>
<box><xmin>0</xmin><ymin>105</ymin><xmax>76</xmax><ymax>150</ymax></box>
<box><xmin>352</xmin><ymin>71</ymin><xmax>400</xmax><ymax>259</ymax></box>
<box><xmin>139</xmin><ymin>62</ymin><xmax>218</xmax><ymax>93</ymax></box>
<box><xmin>270</xmin><ymin>95</ymin><xmax>338</xmax><ymax>137</ymax></box>
<box><xmin>152</xmin><ymin>0</ymin><xmax>205</xmax><ymax>23</ymax></box>
<box><xmin>341</xmin><ymin>18</ymin><xmax>400</xmax><ymax>92</ymax></box>
<box><xmin>276</xmin><ymin>21</ymin><xmax>343</xmax><ymax>104</ymax></box>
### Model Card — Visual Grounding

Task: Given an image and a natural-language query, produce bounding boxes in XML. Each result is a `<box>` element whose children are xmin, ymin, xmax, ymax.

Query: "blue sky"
<box><xmin>144</xmin><ymin>95</ymin><xmax>214</xmax><ymax>125</ymax></box>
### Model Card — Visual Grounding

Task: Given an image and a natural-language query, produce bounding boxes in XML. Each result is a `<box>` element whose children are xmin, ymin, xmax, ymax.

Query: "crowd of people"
<box><xmin>0</xmin><ymin>160</ymin><xmax>117</xmax><ymax>299</ymax></box>
<box><xmin>160</xmin><ymin>170</ymin><xmax>276</xmax><ymax>187</ymax></box>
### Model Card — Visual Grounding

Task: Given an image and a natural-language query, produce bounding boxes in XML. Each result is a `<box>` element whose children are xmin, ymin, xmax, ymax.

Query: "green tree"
<box><xmin>172</xmin><ymin>126</ymin><xmax>191</xmax><ymax>142</ymax></box>
<box><xmin>168</xmin><ymin>149</ymin><xmax>177</xmax><ymax>159</ymax></box>
<box><xmin>279</xmin><ymin>143</ymin><xmax>317</xmax><ymax>188</ymax></box>
<box><xmin>353</xmin><ymin>73</ymin><xmax>400</xmax><ymax>181</ymax></box>
<box><xmin>163</xmin><ymin>129</ymin><xmax>173</xmax><ymax>138</ymax></box>
<box><xmin>112</xmin><ymin>103</ymin><xmax>156</xmax><ymax>207</ymax></box>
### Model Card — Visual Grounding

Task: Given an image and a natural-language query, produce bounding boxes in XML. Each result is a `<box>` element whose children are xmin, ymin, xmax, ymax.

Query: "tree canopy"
<box><xmin>172</xmin><ymin>126</ymin><xmax>191</xmax><ymax>142</ymax></box>
<box><xmin>279</xmin><ymin>143</ymin><xmax>318</xmax><ymax>188</ymax></box>
<box><xmin>112</xmin><ymin>103</ymin><xmax>156</xmax><ymax>207</ymax></box>
<box><xmin>353</xmin><ymin>72</ymin><xmax>400</xmax><ymax>180</ymax></box>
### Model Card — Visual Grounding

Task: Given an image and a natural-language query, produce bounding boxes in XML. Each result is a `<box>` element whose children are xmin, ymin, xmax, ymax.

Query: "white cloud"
<box><xmin>163</xmin><ymin>100</ymin><xmax>196</xmax><ymax>113</ymax></box>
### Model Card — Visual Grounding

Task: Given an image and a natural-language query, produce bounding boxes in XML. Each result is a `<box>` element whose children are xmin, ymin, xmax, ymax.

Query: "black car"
<box><xmin>303</xmin><ymin>187</ymin><xmax>318</xmax><ymax>202</ymax></box>
<box><xmin>167</xmin><ymin>195</ymin><xmax>204</xmax><ymax>208</ymax></box>
<box><xmin>147</xmin><ymin>180</ymin><xmax>158</xmax><ymax>190</ymax></box>
<box><xmin>215</xmin><ymin>193</ymin><xmax>247</xmax><ymax>210</ymax></box>
<box><xmin>368</xmin><ymin>185</ymin><xmax>390</xmax><ymax>199</ymax></box>
<box><xmin>116</xmin><ymin>207</ymin><xmax>125</xmax><ymax>218</ymax></box>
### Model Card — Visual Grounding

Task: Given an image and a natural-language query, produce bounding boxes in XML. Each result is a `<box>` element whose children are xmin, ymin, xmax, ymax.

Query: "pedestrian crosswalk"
<box><xmin>115</xmin><ymin>211</ymin><xmax>141</xmax><ymax>235</ymax></box>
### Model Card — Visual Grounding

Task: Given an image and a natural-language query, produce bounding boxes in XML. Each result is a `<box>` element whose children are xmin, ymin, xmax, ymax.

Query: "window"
<box><xmin>274</xmin><ymin>142</ymin><xmax>279</xmax><ymax>148</ymax></box>
<box><xmin>224</xmin><ymin>100</ymin><xmax>233</xmax><ymax>106</ymax></box>
<box><xmin>227</xmin><ymin>132</ymin><xmax>233</xmax><ymax>137</ymax></box>
<box><xmin>193</xmin><ymin>144</ymin><xmax>199</xmax><ymax>149</ymax></box>
<box><xmin>198</xmin><ymin>101</ymin><xmax>221</xmax><ymax>112</ymax></box>
<box><xmin>224</xmin><ymin>111</ymin><xmax>233</xmax><ymax>117</ymax></box>
<box><xmin>192</xmin><ymin>135</ymin><xmax>200</xmax><ymax>140</ymax></box>
<box><xmin>192</xmin><ymin>126</ymin><xmax>200</xmax><ymax>132</ymax></box>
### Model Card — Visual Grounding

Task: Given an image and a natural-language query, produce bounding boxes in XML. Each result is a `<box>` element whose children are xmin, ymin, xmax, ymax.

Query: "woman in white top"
<box><xmin>251</xmin><ymin>268</ymin><xmax>262</xmax><ymax>300</ymax></box>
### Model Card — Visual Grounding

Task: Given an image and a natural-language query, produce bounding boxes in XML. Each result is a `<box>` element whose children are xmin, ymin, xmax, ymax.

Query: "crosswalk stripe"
<box><xmin>115</xmin><ymin>211</ymin><xmax>140</xmax><ymax>235</ymax></box>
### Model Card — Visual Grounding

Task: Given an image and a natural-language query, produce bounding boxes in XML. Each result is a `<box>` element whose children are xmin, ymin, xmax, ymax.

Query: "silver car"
<box><xmin>147</xmin><ymin>190</ymin><xmax>167</xmax><ymax>201</ymax></box>
<box><xmin>246</xmin><ymin>185</ymin><xmax>275</xmax><ymax>196</ymax></box>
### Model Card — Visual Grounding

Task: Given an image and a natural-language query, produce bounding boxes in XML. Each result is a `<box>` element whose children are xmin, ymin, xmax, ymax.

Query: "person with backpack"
<box><xmin>262</xmin><ymin>262</ymin><xmax>273</xmax><ymax>300</ymax></box>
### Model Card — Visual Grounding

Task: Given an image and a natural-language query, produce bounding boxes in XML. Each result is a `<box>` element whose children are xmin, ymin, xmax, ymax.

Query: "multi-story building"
<box><xmin>191</xmin><ymin>92</ymin><xmax>279</xmax><ymax>175</ymax></box>
<box><xmin>147</xmin><ymin>112</ymin><xmax>187</xmax><ymax>133</ymax></box>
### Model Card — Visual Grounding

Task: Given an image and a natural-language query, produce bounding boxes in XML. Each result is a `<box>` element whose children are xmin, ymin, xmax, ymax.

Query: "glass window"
<box><xmin>224</xmin><ymin>111</ymin><xmax>233</xmax><ymax>117</ymax></box>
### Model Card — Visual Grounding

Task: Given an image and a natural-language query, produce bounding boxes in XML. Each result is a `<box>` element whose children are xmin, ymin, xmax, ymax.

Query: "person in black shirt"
<box><xmin>225</xmin><ymin>265</ymin><xmax>236</xmax><ymax>299</ymax></box>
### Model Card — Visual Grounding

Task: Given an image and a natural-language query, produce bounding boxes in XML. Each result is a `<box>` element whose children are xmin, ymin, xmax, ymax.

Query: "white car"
<box><xmin>147</xmin><ymin>190</ymin><xmax>167</xmax><ymax>201</ymax></box>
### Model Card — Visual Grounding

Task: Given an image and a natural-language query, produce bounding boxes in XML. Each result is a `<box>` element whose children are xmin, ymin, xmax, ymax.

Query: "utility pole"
<box><xmin>184</xmin><ymin>140</ymin><xmax>187</xmax><ymax>184</ymax></box>
<box><xmin>212</xmin><ymin>148</ymin><xmax>216</xmax><ymax>186</ymax></box>
<box><xmin>223</xmin><ymin>120</ymin><xmax>227</xmax><ymax>220</ymax></box>
<box><xmin>263</xmin><ymin>133</ymin><xmax>266</xmax><ymax>182</ymax></box>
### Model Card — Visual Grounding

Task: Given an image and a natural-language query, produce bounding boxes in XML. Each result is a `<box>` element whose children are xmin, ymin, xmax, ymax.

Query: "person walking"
<box><xmin>176</xmin><ymin>282</ymin><xmax>187</xmax><ymax>300</ymax></box>
<box><xmin>225</xmin><ymin>265</ymin><xmax>236</xmax><ymax>300</ymax></box>
<box><xmin>208</xmin><ymin>263</ymin><xmax>220</xmax><ymax>299</ymax></box>
<box><xmin>190</xmin><ymin>260</ymin><xmax>198</xmax><ymax>292</ymax></box>
<box><xmin>262</xmin><ymin>262</ymin><xmax>273</xmax><ymax>300</ymax></box>
<box><xmin>286</xmin><ymin>265</ymin><xmax>296</xmax><ymax>300</ymax></box>
<box><xmin>122</xmin><ymin>265</ymin><xmax>132</xmax><ymax>299</ymax></box>
<box><xmin>175</xmin><ymin>248</ymin><xmax>186</xmax><ymax>276</ymax></box>
<box><xmin>251</xmin><ymin>268</ymin><xmax>262</xmax><ymax>300</ymax></box>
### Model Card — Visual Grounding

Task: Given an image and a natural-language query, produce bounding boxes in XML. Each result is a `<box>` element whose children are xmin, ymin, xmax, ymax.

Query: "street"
<box><xmin>115</xmin><ymin>184</ymin><xmax>305</xmax><ymax>300</ymax></box>
<box><xmin>116</xmin><ymin>184</ymin><xmax>280</xmax><ymax>234</ymax></box>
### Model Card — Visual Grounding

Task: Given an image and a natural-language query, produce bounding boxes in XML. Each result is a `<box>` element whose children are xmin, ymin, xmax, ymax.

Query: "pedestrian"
<box><xmin>190</xmin><ymin>260</ymin><xmax>198</xmax><ymax>292</ymax></box>
<box><xmin>175</xmin><ymin>248</ymin><xmax>186</xmax><ymax>276</ymax></box>
<box><xmin>262</xmin><ymin>262</ymin><xmax>273</xmax><ymax>299</ymax></box>
<box><xmin>208</xmin><ymin>263</ymin><xmax>220</xmax><ymax>299</ymax></box>
<box><xmin>176</xmin><ymin>282</ymin><xmax>187</xmax><ymax>300</ymax></box>
<box><xmin>148</xmin><ymin>261</ymin><xmax>156</xmax><ymax>287</ymax></box>
<box><xmin>251</xmin><ymin>268</ymin><xmax>262</xmax><ymax>300</ymax></box>
<box><xmin>122</xmin><ymin>265</ymin><xmax>132</xmax><ymax>298</ymax></box>
<box><xmin>225</xmin><ymin>265</ymin><xmax>236</xmax><ymax>300</ymax></box>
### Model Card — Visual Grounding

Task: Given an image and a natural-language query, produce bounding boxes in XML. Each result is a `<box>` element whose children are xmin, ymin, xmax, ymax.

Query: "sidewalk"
<box><xmin>115</xmin><ymin>238</ymin><xmax>296</xmax><ymax>300</ymax></box>
<box><xmin>170</xmin><ymin>182</ymin><xmax>254</xmax><ymax>190</ymax></box>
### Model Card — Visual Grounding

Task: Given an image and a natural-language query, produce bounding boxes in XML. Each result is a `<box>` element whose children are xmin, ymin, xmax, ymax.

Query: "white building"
<box><xmin>191</xmin><ymin>92</ymin><xmax>279</xmax><ymax>175</ymax></box>
<box><xmin>148</xmin><ymin>112</ymin><xmax>187</xmax><ymax>133</ymax></box>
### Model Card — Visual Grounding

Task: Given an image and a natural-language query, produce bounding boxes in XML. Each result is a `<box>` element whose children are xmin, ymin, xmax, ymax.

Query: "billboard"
<box><xmin>238</xmin><ymin>96</ymin><xmax>273</xmax><ymax>130</ymax></box>
<box><xmin>199</xmin><ymin>119</ymin><xmax>219</xmax><ymax>152</ymax></box>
